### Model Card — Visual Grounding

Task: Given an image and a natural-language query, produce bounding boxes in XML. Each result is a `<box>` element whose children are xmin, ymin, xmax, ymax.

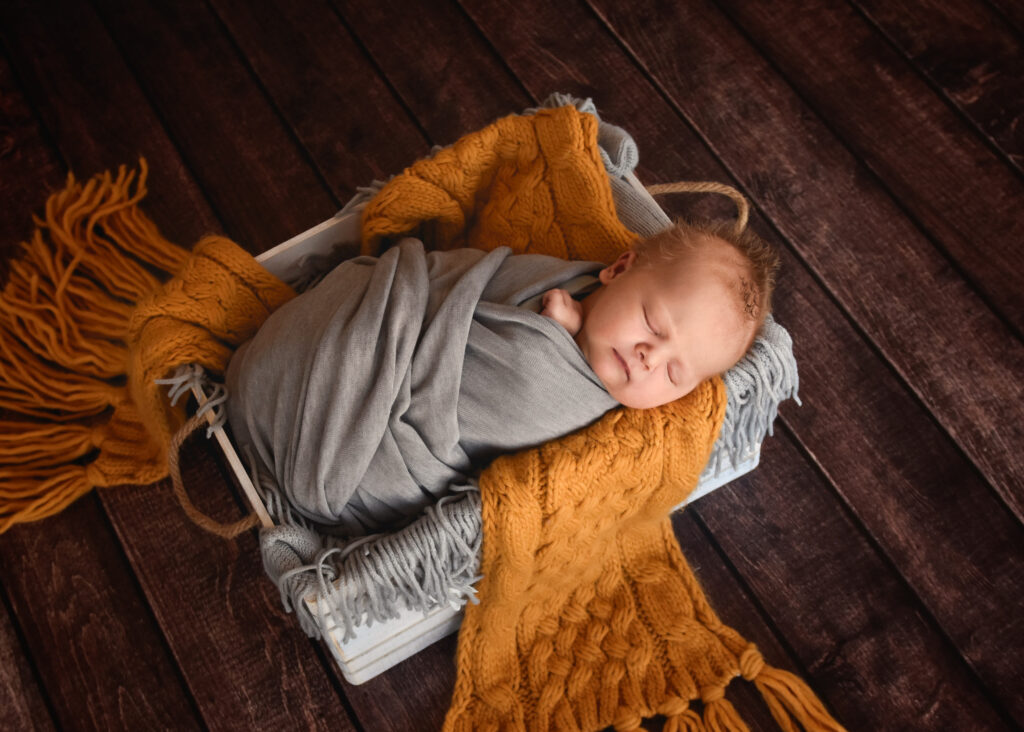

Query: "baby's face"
<box><xmin>575</xmin><ymin>240</ymin><xmax>754</xmax><ymax>409</ymax></box>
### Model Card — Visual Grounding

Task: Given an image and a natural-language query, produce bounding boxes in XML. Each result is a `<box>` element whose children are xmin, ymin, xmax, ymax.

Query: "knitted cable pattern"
<box><xmin>445</xmin><ymin>380</ymin><xmax>843</xmax><ymax>731</ymax></box>
<box><xmin>357</xmin><ymin>105</ymin><xmax>842</xmax><ymax>730</ymax></box>
<box><xmin>361</xmin><ymin>105</ymin><xmax>637</xmax><ymax>264</ymax></box>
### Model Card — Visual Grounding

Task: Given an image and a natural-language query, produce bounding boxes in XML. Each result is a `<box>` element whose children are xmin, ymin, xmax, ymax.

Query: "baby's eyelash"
<box><xmin>643</xmin><ymin>307</ymin><xmax>660</xmax><ymax>336</ymax></box>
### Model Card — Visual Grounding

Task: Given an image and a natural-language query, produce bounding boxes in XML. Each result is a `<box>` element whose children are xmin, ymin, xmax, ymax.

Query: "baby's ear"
<box><xmin>599</xmin><ymin>250</ymin><xmax>637</xmax><ymax>284</ymax></box>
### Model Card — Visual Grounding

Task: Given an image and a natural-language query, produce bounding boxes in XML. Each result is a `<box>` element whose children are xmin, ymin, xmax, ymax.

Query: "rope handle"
<box><xmin>646</xmin><ymin>181</ymin><xmax>749</xmax><ymax>237</ymax></box>
<box><xmin>168</xmin><ymin>411</ymin><xmax>260</xmax><ymax>539</ymax></box>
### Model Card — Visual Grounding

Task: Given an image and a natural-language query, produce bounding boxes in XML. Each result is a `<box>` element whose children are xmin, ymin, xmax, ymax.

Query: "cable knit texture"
<box><xmin>362</xmin><ymin>106</ymin><xmax>637</xmax><ymax>263</ymax></box>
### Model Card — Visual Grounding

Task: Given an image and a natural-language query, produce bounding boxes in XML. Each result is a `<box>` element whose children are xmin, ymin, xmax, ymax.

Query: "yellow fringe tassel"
<box><xmin>740</xmin><ymin>646</ymin><xmax>846</xmax><ymax>732</ymax></box>
<box><xmin>0</xmin><ymin>159</ymin><xmax>294</xmax><ymax>532</ymax></box>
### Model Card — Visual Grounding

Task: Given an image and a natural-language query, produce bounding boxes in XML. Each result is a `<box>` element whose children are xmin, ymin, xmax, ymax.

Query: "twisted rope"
<box><xmin>167</xmin><ymin>411</ymin><xmax>259</xmax><ymax>538</ymax></box>
<box><xmin>646</xmin><ymin>180</ymin><xmax>749</xmax><ymax>236</ymax></box>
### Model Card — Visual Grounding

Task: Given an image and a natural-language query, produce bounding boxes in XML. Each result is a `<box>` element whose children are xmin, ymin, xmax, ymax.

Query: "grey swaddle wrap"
<box><xmin>225</xmin><ymin>237</ymin><xmax>616</xmax><ymax>534</ymax></box>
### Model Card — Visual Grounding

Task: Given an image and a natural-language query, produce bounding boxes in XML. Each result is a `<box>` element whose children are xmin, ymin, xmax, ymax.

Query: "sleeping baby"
<box><xmin>224</xmin><ymin>219</ymin><xmax>776</xmax><ymax>536</ymax></box>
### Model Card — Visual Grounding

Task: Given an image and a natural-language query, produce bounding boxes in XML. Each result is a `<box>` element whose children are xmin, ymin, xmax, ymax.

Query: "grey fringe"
<box><xmin>259</xmin><ymin>483</ymin><xmax>482</xmax><ymax>642</ymax></box>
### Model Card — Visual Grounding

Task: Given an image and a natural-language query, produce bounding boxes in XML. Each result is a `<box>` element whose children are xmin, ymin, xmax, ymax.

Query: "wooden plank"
<box><xmin>0</xmin><ymin>0</ymin><xmax>217</xmax><ymax>248</ymax></box>
<box><xmin>985</xmin><ymin>0</ymin><xmax>1024</xmax><ymax>37</ymax></box>
<box><xmin>103</xmin><ymin>442</ymin><xmax>357</xmax><ymax>730</ymax></box>
<box><xmin>694</xmin><ymin>439</ymin><xmax>1012</xmax><ymax>731</ymax></box>
<box><xmin>88</xmin><ymin>0</ymin><xmax>338</xmax><ymax>254</ymax></box>
<box><xmin>850</xmin><ymin>0</ymin><xmax>1023</xmax><ymax>170</ymax></box>
<box><xmin>770</xmin><ymin>243</ymin><xmax>1024</xmax><ymax>723</ymax></box>
<box><xmin>0</xmin><ymin>1</ymin><xmax>360</xmax><ymax>727</ymax></box>
<box><xmin>671</xmin><ymin>514</ymin><xmax>806</xmax><ymax>730</ymax></box>
<box><xmin>0</xmin><ymin>587</ymin><xmax>57</xmax><ymax>731</ymax></box>
<box><xmin>0</xmin><ymin>500</ymin><xmax>203</xmax><ymax>730</ymax></box>
<box><xmin>340</xmin><ymin>634</ymin><xmax>458</xmax><ymax>731</ymax></box>
<box><xmin>0</xmin><ymin>50</ymin><xmax>65</xmax><ymax>255</ymax></box>
<box><xmin>207</xmin><ymin>0</ymin><xmax>431</xmax><ymax>202</ymax></box>
<box><xmin>572</xmin><ymin>0</ymin><xmax>1024</xmax><ymax>519</ymax></box>
<box><xmin>704</xmin><ymin>0</ymin><xmax>1024</xmax><ymax>337</ymax></box>
<box><xmin>329</xmin><ymin>0</ymin><xmax>527</xmax><ymax>143</ymax></box>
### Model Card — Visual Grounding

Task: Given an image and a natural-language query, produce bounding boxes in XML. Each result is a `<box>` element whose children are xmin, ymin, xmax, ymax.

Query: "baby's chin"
<box><xmin>609</xmin><ymin>385</ymin><xmax>697</xmax><ymax>410</ymax></box>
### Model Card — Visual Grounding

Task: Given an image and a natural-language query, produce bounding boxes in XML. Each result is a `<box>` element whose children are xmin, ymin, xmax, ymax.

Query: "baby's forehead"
<box><xmin>652</xmin><ymin>237</ymin><xmax>749</xmax><ymax>289</ymax></box>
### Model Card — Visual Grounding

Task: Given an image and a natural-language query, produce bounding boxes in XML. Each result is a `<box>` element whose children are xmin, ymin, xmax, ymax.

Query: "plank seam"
<box><xmin>202</xmin><ymin>0</ymin><xmax>346</xmax><ymax>210</ymax></box>
<box><xmin>0</xmin><ymin>573</ymin><xmax>61</xmax><ymax>730</ymax></box>
<box><xmin>701</xmin><ymin>0</ymin><xmax>1024</xmax><ymax>344</ymax></box>
<box><xmin>770</xmin><ymin>419</ymin><xmax>1020</xmax><ymax>729</ymax></box>
<box><xmin>325</xmin><ymin>0</ymin><xmax>437</xmax><ymax>150</ymax></box>
<box><xmin>843</xmin><ymin>0</ymin><xmax>1024</xmax><ymax>181</ymax></box>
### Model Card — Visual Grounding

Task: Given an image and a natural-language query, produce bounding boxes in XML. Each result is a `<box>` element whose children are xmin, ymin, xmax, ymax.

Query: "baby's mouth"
<box><xmin>613</xmin><ymin>349</ymin><xmax>630</xmax><ymax>380</ymax></box>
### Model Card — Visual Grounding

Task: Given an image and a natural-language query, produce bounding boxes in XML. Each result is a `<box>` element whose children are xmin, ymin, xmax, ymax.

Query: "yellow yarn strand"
<box><xmin>0</xmin><ymin>160</ymin><xmax>295</xmax><ymax>532</ymax></box>
<box><xmin>752</xmin><ymin>665</ymin><xmax>846</xmax><ymax>732</ymax></box>
<box><xmin>0</xmin><ymin>422</ymin><xmax>98</xmax><ymax>468</ymax></box>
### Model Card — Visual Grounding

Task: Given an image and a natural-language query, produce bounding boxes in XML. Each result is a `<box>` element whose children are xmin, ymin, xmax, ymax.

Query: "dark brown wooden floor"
<box><xmin>1</xmin><ymin>0</ymin><xmax>1021</xmax><ymax>729</ymax></box>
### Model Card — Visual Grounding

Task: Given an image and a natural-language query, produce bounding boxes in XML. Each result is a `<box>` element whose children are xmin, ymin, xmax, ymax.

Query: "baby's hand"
<box><xmin>540</xmin><ymin>288</ymin><xmax>583</xmax><ymax>336</ymax></box>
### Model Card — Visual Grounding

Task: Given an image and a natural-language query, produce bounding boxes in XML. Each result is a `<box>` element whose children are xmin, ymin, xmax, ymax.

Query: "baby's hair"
<box><xmin>633</xmin><ymin>219</ymin><xmax>780</xmax><ymax>329</ymax></box>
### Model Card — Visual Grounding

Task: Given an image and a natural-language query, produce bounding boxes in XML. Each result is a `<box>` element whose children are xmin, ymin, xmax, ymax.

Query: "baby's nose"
<box><xmin>637</xmin><ymin>343</ymin><xmax>654</xmax><ymax>369</ymax></box>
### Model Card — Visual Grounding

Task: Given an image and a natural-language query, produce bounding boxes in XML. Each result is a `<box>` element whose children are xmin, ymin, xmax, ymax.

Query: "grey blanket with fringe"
<box><xmin>225</xmin><ymin>237</ymin><xmax>616</xmax><ymax>535</ymax></box>
<box><xmin>248</xmin><ymin>93</ymin><xmax>800</xmax><ymax>640</ymax></box>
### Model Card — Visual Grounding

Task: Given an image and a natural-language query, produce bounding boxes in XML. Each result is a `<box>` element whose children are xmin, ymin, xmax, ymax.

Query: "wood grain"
<box><xmin>0</xmin><ymin>0</ymin><xmax>217</xmax><ymax>247</ymax></box>
<box><xmin>89</xmin><ymin>0</ymin><xmax>338</xmax><ymax>254</ymax></box>
<box><xmin>706</xmin><ymin>0</ymin><xmax>1024</xmax><ymax>336</ymax></box>
<box><xmin>985</xmin><ymin>0</ymin><xmax>1024</xmax><ymax>37</ymax></box>
<box><xmin>770</xmin><ymin>243</ymin><xmax>1024</xmax><ymax>723</ymax></box>
<box><xmin>0</xmin><ymin>588</ymin><xmax>56</xmax><ymax>731</ymax></box>
<box><xmin>698</xmin><ymin>441</ymin><xmax>1012</xmax><ymax>731</ymax></box>
<box><xmin>671</xmin><ymin>514</ymin><xmax>803</xmax><ymax>730</ymax></box>
<box><xmin>851</xmin><ymin>0</ymin><xmax>1024</xmax><ymax>171</ymax></box>
<box><xmin>0</xmin><ymin>499</ymin><xmax>203</xmax><ymax>730</ymax></box>
<box><xmin>206</xmin><ymin>0</ymin><xmax>429</xmax><ymax>212</ymax></box>
<box><xmin>333</xmin><ymin>0</ymin><xmax>528</xmax><ymax>144</ymax></box>
<box><xmin>576</xmin><ymin>0</ymin><xmax>1024</xmax><ymax>519</ymax></box>
<box><xmin>102</xmin><ymin>442</ymin><xmax>357</xmax><ymax>731</ymax></box>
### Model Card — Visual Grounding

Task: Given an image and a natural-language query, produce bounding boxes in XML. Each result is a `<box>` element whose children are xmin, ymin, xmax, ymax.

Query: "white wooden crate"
<box><xmin>187</xmin><ymin>175</ymin><xmax>762</xmax><ymax>685</ymax></box>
